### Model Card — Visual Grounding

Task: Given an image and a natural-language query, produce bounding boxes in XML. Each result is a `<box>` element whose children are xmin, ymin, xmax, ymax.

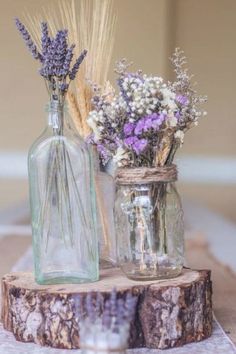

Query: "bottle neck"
<box><xmin>47</xmin><ymin>100</ymin><xmax>66</xmax><ymax>133</ymax></box>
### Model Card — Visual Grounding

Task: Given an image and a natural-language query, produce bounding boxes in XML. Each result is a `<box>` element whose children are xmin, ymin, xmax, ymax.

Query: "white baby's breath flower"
<box><xmin>161</xmin><ymin>87</ymin><xmax>177</xmax><ymax>111</ymax></box>
<box><xmin>167</xmin><ymin>116</ymin><xmax>178</xmax><ymax>127</ymax></box>
<box><xmin>87</xmin><ymin>113</ymin><xmax>101</xmax><ymax>141</ymax></box>
<box><xmin>113</xmin><ymin>147</ymin><xmax>128</xmax><ymax>167</ymax></box>
<box><xmin>174</xmin><ymin>130</ymin><xmax>185</xmax><ymax>144</ymax></box>
<box><xmin>153</xmin><ymin>98</ymin><xmax>159</xmax><ymax>105</ymax></box>
<box><xmin>150</xmin><ymin>88</ymin><xmax>157</xmax><ymax>95</ymax></box>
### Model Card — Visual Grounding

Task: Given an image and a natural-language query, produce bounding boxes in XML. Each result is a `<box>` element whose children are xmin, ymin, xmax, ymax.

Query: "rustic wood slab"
<box><xmin>1</xmin><ymin>268</ymin><xmax>212</xmax><ymax>350</ymax></box>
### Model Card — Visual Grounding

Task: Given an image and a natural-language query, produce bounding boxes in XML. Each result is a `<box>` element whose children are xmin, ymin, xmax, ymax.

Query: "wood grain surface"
<box><xmin>1</xmin><ymin>268</ymin><xmax>212</xmax><ymax>350</ymax></box>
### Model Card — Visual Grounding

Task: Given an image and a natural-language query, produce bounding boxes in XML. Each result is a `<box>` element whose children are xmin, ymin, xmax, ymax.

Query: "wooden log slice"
<box><xmin>1</xmin><ymin>268</ymin><xmax>212</xmax><ymax>350</ymax></box>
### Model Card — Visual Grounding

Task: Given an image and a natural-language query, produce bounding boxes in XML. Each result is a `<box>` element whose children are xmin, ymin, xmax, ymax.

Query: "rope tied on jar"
<box><xmin>115</xmin><ymin>164</ymin><xmax>178</xmax><ymax>185</ymax></box>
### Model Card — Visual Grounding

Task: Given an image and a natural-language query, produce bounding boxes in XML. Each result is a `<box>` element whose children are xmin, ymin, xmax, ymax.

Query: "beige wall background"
<box><xmin>0</xmin><ymin>0</ymin><xmax>236</xmax><ymax>220</ymax></box>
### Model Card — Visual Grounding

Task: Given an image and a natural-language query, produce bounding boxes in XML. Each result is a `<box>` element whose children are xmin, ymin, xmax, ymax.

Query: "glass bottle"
<box><xmin>92</xmin><ymin>151</ymin><xmax>117</xmax><ymax>268</ymax></box>
<box><xmin>115</xmin><ymin>176</ymin><xmax>184</xmax><ymax>280</ymax></box>
<box><xmin>28</xmin><ymin>100</ymin><xmax>99</xmax><ymax>284</ymax></box>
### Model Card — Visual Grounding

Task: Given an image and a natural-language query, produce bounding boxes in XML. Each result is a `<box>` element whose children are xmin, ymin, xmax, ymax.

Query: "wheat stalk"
<box><xmin>24</xmin><ymin>0</ymin><xmax>116</xmax><ymax>138</ymax></box>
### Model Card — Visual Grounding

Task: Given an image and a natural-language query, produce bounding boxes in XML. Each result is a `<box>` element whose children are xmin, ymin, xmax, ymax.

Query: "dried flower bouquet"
<box><xmin>88</xmin><ymin>49</ymin><xmax>207</xmax><ymax>168</ymax></box>
<box><xmin>87</xmin><ymin>52</ymin><xmax>207</xmax><ymax>279</ymax></box>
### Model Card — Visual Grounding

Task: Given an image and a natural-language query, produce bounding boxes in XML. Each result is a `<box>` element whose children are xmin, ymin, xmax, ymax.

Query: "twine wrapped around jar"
<box><xmin>115</xmin><ymin>164</ymin><xmax>178</xmax><ymax>185</ymax></box>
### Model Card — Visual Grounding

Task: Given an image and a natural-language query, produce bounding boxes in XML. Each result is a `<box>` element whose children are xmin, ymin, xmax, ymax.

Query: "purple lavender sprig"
<box><xmin>102</xmin><ymin>300</ymin><xmax>112</xmax><ymax>329</ymax></box>
<box><xmin>41</xmin><ymin>22</ymin><xmax>51</xmax><ymax>58</ymax></box>
<box><xmin>95</xmin><ymin>292</ymin><xmax>104</xmax><ymax>317</ymax></box>
<box><xmin>15</xmin><ymin>18</ymin><xmax>87</xmax><ymax>103</ymax></box>
<box><xmin>15</xmin><ymin>18</ymin><xmax>42</xmax><ymax>61</ymax></box>
<box><xmin>62</xmin><ymin>44</ymin><xmax>75</xmax><ymax>76</ymax></box>
<box><xmin>69</xmin><ymin>49</ymin><xmax>88</xmax><ymax>80</ymax></box>
<box><xmin>54</xmin><ymin>30</ymin><xmax>68</xmax><ymax>77</ymax></box>
<box><xmin>85</xmin><ymin>293</ymin><xmax>96</xmax><ymax>322</ymax></box>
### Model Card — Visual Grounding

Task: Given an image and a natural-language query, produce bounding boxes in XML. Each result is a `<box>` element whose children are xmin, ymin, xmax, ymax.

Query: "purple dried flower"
<box><xmin>175</xmin><ymin>111</ymin><xmax>181</xmax><ymax>120</ymax></box>
<box><xmin>77</xmin><ymin>290</ymin><xmax>137</xmax><ymax>337</ymax></box>
<box><xmin>102</xmin><ymin>300</ymin><xmax>112</xmax><ymax>329</ymax></box>
<box><xmin>74</xmin><ymin>294</ymin><xmax>84</xmax><ymax>322</ymax></box>
<box><xmin>97</xmin><ymin>144</ymin><xmax>110</xmax><ymax>164</ymax></box>
<box><xmin>54</xmin><ymin>30</ymin><xmax>68</xmax><ymax>76</ymax></box>
<box><xmin>124</xmin><ymin>135</ymin><xmax>148</xmax><ymax>154</ymax></box>
<box><xmin>151</xmin><ymin>112</ymin><xmax>166</xmax><ymax>129</ymax></box>
<box><xmin>117</xmin><ymin>78</ymin><xmax>131</xmax><ymax>105</ymax></box>
<box><xmin>124</xmin><ymin>136</ymin><xmax>138</xmax><ymax>147</ymax></box>
<box><xmin>59</xmin><ymin>82</ymin><xmax>69</xmax><ymax>93</ymax></box>
<box><xmin>176</xmin><ymin>94</ymin><xmax>189</xmax><ymax>106</ymax></box>
<box><xmin>15</xmin><ymin>19</ymin><xmax>88</xmax><ymax>103</ymax></box>
<box><xmin>69</xmin><ymin>49</ymin><xmax>87</xmax><ymax>80</ymax></box>
<box><xmin>124</xmin><ymin>292</ymin><xmax>137</xmax><ymax>321</ymax></box>
<box><xmin>143</xmin><ymin>117</ymin><xmax>153</xmax><ymax>132</ymax></box>
<box><xmin>40</xmin><ymin>29</ymin><xmax>69</xmax><ymax>77</ymax></box>
<box><xmin>15</xmin><ymin>18</ymin><xmax>42</xmax><ymax>61</ymax></box>
<box><xmin>110</xmin><ymin>288</ymin><xmax>118</xmax><ymax>317</ymax></box>
<box><xmin>86</xmin><ymin>133</ymin><xmax>95</xmax><ymax>144</ymax></box>
<box><xmin>95</xmin><ymin>293</ymin><xmax>104</xmax><ymax>316</ymax></box>
<box><xmin>134</xmin><ymin>119</ymin><xmax>145</xmax><ymax>135</ymax></box>
<box><xmin>61</xmin><ymin>44</ymin><xmax>75</xmax><ymax>76</ymax></box>
<box><xmin>41</xmin><ymin>22</ymin><xmax>51</xmax><ymax>58</ymax></box>
<box><xmin>85</xmin><ymin>293</ymin><xmax>95</xmax><ymax>322</ymax></box>
<box><xmin>114</xmin><ymin>136</ymin><xmax>122</xmax><ymax>147</ymax></box>
<box><xmin>116</xmin><ymin>298</ymin><xmax>125</xmax><ymax>326</ymax></box>
<box><xmin>133</xmin><ymin>138</ymin><xmax>148</xmax><ymax>155</ymax></box>
<box><xmin>124</xmin><ymin>122</ymin><xmax>135</xmax><ymax>136</ymax></box>
<box><xmin>40</xmin><ymin>36</ymin><xmax>57</xmax><ymax>77</ymax></box>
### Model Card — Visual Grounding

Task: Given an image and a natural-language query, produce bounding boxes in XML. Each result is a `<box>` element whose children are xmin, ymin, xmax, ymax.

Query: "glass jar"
<box><xmin>28</xmin><ymin>100</ymin><xmax>99</xmax><ymax>284</ymax></box>
<box><xmin>115</xmin><ymin>167</ymin><xmax>184</xmax><ymax>280</ymax></box>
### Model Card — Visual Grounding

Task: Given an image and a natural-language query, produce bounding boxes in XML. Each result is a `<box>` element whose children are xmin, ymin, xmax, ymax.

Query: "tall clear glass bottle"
<box><xmin>28</xmin><ymin>100</ymin><xmax>99</xmax><ymax>284</ymax></box>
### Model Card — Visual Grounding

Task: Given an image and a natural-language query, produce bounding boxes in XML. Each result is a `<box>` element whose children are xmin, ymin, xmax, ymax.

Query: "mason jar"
<box><xmin>114</xmin><ymin>166</ymin><xmax>184</xmax><ymax>281</ymax></box>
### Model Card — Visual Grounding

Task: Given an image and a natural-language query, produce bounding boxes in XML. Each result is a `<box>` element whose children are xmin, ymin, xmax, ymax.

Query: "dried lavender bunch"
<box><xmin>76</xmin><ymin>289</ymin><xmax>137</xmax><ymax>333</ymax></box>
<box><xmin>76</xmin><ymin>289</ymin><xmax>137</xmax><ymax>352</ymax></box>
<box><xmin>87</xmin><ymin>51</ymin><xmax>207</xmax><ymax>168</ymax></box>
<box><xmin>15</xmin><ymin>19</ymin><xmax>88</xmax><ymax>252</ymax></box>
<box><xmin>15</xmin><ymin>19</ymin><xmax>87</xmax><ymax>105</ymax></box>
